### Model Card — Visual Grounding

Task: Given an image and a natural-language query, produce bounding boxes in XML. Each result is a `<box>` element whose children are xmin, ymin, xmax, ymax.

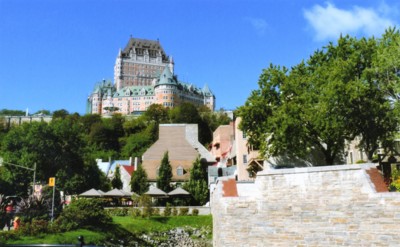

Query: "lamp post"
<box><xmin>0</xmin><ymin>158</ymin><xmax>36</xmax><ymax>196</ymax></box>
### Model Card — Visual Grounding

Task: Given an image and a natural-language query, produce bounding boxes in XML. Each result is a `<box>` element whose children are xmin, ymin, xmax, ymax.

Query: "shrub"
<box><xmin>139</xmin><ymin>195</ymin><xmax>153</xmax><ymax>218</ymax></box>
<box><xmin>163</xmin><ymin>203</ymin><xmax>171</xmax><ymax>217</ymax></box>
<box><xmin>153</xmin><ymin>208</ymin><xmax>160</xmax><ymax>216</ymax></box>
<box><xmin>172</xmin><ymin>207</ymin><xmax>178</xmax><ymax>216</ymax></box>
<box><xmin>107</xmin><ymin>208</ymin><xmax>128</xmax><ymax>216</ymax></box>
<box><xmin>355</xmin><ymin>160</ymin><xmax>367</xmax><ymax>164</ymax></box>
<box><xmin>130</xmin><ymin>208</ymin><xmax>142</xmax><ymax>217</ymax></box>
<box><xmin>192</xmin><ymin>209</ymin><xmax>199</xmax><ymax>216</ymax></box>
<box><xmin>179</xmin><ymin>208</ymin><xmax>189</xmax><ymax>216</ymax></box>
<box><xmin>55</xmin><ymin>198</ymin><xmax>112</xmax><ymax>231</ymax></box>
<box><xmin>16</xmin><ymin>196</ymin><xmax>50</xmax><ymax>222</ymax></box>
<box><xmin>17</xmin><ymin>219</ymin><xmax>49</xmax><ymax>236</ymax></box>
<box><xmin>390</xmin><ymin>168</ymin><xmax>400</xmax><ymax>192</ymax></box>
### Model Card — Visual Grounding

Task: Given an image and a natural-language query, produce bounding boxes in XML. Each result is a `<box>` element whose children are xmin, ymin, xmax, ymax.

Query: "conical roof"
<box><xmin>157</xmin><ymin>66</ymin><xmax>177</xmax><ymax>85</ymax></box>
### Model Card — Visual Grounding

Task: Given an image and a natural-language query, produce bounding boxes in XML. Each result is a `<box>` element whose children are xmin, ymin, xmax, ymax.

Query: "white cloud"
<box><xmin>303</xmin><ymin>2</ymin><xmax>396</xmax><ymax>41</ymax></box>
<box><xmin>245</xmin><ymin>17</ymin><xmax>268</xmax><ymax>36</ymax></box>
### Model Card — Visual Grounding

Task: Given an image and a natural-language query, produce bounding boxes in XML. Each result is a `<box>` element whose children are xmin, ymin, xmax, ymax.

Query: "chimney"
<box><xmin>129</xmin><ymin>157</ymin><xmax>133</xmax><ymax>166</ymax></box>
<box><xmin>134</xmin><ymin>157</ymin><xmax>138</xmax><ymax>171</ymax></box>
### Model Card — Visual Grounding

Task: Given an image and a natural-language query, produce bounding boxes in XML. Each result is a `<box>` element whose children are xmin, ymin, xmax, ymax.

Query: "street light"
<box><xmin>0</xmin><ymin>158</ymin><xmax>36</xmax><ymax>196</ymax></box>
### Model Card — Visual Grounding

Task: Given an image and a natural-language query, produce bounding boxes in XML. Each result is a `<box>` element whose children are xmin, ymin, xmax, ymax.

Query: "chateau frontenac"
<box><xmin>87</xmin><ymin>37</ymin><xmax>215</xmax><ymax>115</ymax></box>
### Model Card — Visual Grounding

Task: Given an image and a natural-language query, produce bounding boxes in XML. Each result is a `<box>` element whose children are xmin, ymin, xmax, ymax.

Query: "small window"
<box><xmin>243</xmin><ymin>154</ymin><xmax>248</xmax><ymax>164</ymax></box>
<box><xmin>177</xmin><ymin>166</ymin><xmax>184</xmax><ymax>176</ymax></box>
<box><xmin>242</xmin><ymin>132</ymin><xmax>247</xmax><ymax>139</ymax></box>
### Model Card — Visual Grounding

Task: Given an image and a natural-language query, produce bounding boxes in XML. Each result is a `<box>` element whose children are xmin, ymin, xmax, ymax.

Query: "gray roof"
<box><xmin>168</xmin><ymin>187</ymin><xmax>190</xmax><ymax>196</ymax></box>
<box><xmin>103</xmin><ymin>188</ymin><xmax>133</xmax><ymax>197</ymax></box>
<box><xmin>79</xmin><ymin>188</ymin><xmax>105</xmax><ymax>197</ymax></box>
<box><xmin>145</xmin><ymin>187</ymin><xmax>168</xmax><ymax>197</ymax></box>
<box><xmin>122</xmin><ymin>37</ymin><xmax>169</xmax><ymax>62</ymax></box>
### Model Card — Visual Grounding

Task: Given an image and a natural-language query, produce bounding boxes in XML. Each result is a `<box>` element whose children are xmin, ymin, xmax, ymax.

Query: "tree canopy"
<box><xmin>156</xmin><ymin>151</ymin><xmax>173</xmax><ymax>192</ymax></box>
<box><xmin>238</xmin><ymin>31</ymin><xmax>399</xmax><ymax>165</ymax></box>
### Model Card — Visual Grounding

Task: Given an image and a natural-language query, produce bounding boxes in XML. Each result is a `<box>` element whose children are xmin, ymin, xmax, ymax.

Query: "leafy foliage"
<box><xmin>16</xmin><ymin>196</ymin><xmax>50</xmax><ymax>222</ymax></box>
<box><xmin>157</xmin><ymin>151</ymin><xmax>173</xmax><ymax>192</ymax></box>
<box><xmin>238</xmin><ymin>33</ymin><xmax>399</xmax><ymax>165</ymax></box>
<box><xmin>55</xmin><ymin>198</ymin><xmax>112</xmax><ymax>231</ymax></box>
<box><xmin>183</xmin><ymin>156</ymin><xmax>209</xmax><ymax>205</ymax></box>
<box><xmin>130</xmin><ymin>164</ymin><xmax>149</xmax><ymax>195</ymax></box>
<box><xmin>111</xmin><ymin>165</ymin><xmax>123</xmax><ymax>189</ymax></box>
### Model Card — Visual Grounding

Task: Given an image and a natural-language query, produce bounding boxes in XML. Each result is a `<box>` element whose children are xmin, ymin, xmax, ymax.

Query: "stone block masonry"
<box><xmin>211</xmin><ymin>164</ymin><xmax>400</xmax><ymax>246</ymax></box>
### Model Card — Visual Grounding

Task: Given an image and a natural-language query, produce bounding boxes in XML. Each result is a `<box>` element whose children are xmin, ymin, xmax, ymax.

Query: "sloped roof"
<box><xmin>122</xmin><ymin>37</ymin><xmax>169</xmax><ymax>63</ymax></box>
<box><xmin>156</xmin><ymin>66</ymin><xmax>177</xmax><ymax>85</ymax></box>
<box><xmin>122</xmin><ymin>165</ymin><xmax>135</xmax><ymax>176</ymax></box>
<box><xmin>143</xmin><ymin>124</ymin><xmax>215</xmax><ymax>162</ymax></box>
<box><xmin>168</xmin><ymin>187</ymin><xmax>190</xmax><ymax>196</ymax></box>
<box><xmin>103</xmin><ymin>188</ymin><xmax>132</xmax><ymax>197</ymax></box>
<box><xmin>79</xmin><ymin>188</ymin><xmax>104</xmax><ymax>197</ymax></box>
<box><xmin>145</xmin><ymin>187</ymin><xmax>168</xmax><ymax>197</ymax></box>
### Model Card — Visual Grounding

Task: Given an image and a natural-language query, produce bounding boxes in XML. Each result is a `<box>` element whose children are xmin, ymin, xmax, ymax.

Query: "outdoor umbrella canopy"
<box><xmin>144</xmin><ymin>187</ymin><xmax>169</xmax><ymax>198</ymax></box>
<box><xmin>79</xmin><ymin>188</ymin><xmax>104</xmax><ymax>197</ymax></box>
<box><xmin>120</xmin><ymin>190</ymin><xmax>139</xmax><ymax>197</ymax></box>
<box><xmin>104</xmin><ymin>188</ymin><xmax>133</xmax><ymax>197</ymax></box>
<box><xmin>167</xmin><ymin>187</ymin><xmax>190</xmax><ymax>197</ymax></box>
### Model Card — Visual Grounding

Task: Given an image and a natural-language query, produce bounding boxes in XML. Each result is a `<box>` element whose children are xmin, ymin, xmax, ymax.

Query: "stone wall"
<box><xmin>211</xmin><ymin>164</ymin><xmax>400</xmax><ymax>246</ymax></box>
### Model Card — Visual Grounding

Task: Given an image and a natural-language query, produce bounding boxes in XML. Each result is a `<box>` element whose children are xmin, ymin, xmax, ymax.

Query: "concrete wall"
<box><xmin>211</xmin><ymin>164</ymin><xmax>400</xmax><ymax>246</ymax></box>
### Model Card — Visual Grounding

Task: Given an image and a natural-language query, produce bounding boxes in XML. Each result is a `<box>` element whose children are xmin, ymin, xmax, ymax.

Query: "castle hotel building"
<box><xmin>87</xmin><ymin>37</ymin><xmax>215</xmax><ymax>115</ymax></box>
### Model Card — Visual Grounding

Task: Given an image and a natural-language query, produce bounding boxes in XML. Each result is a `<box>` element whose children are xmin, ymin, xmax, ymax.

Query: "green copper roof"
<box><xmin>113</xmin><ymin>85</ymin><xmax>155</xmax><ymax>97</ymax></box>
<box><xmin>156</xmin><ymin>66</ymin><xmax>178</xmax><ymax>85</ymax></box>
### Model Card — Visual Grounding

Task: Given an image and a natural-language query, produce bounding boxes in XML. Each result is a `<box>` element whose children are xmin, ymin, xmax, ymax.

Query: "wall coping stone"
<box><xmin>257</xmin><ymin>163</ymin><xmax>377</xmax><ymax>176</ymax></box>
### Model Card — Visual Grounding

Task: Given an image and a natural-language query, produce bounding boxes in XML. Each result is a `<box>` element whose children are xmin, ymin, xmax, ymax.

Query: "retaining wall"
<box><xmin>211</xmin><ymin>164</ymin><xmax>400</xmax><ymax>246</ymax></box>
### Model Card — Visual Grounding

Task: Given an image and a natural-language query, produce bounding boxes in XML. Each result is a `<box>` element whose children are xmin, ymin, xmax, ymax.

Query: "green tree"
<box><xmin>238</xmin><ymin>34</ymin><xmax>398</xmax><ymax>165</ymax></box>
<box><xmin>157</xmin><ymin>151</ymin><xmax>172</xmax><ymax>192</ymax></box>
<box><xmin>52</xmin><ymin>109</ymin><xmax>70</xmax><ymax>119</ymax></box>
<box><xmin>143</xmin><ymin>103</ymin><xmax>169</xmax><ymax>124</ymax></box>
<box><xmin>183</xmin><ymin>155</ymin><xmax>209</xmax><ymax>205</ymax></box>
<box><xmin>111</xmin><ymin>165</ymin><xmax>123</xmax><ymax>189</ymax></box>
<box><xmin>130</xmin><ymin>164</ymin><xmax>149</xmax><ymax>195</ymax></box>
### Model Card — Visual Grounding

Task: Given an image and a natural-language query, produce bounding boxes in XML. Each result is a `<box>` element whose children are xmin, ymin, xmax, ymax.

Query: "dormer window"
<box><xmin>177</xmin><ymin>166</ymin><xmax>184</xmax><ymax>176</ymax></box>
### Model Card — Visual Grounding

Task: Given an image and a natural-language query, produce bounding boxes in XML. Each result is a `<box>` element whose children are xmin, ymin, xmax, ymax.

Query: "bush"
<box><xmin>172</xmin><ymin>207</ymin><xmax>178</xmax><ymax>216</ymax></box>
<box><xmin>54</xmin><ymin>198</ymin><xmax>112</xmax><ymax>232</ymax></box>
<box><xmin>163</xmin><ymin>203</ymin><xmax>171</xmax><ymax>217</ymax></box>
<box><xmin>16</xmin><ymin>196</ymin><xmax>50</xmax><ymax>222</ymax></box>
<box><xmin>355</xmin><ymin>160</ymin><xmax>367</xmax><ymax>164</ymax></box>
<box><xmin>107</xmin><ymin>208</ymin><xmax>128</xmax><ymax>216</ymax></box>
<box><xmin>139</xmin><ymin>195</ymin><xmax>153</xmax><ymax>218</ymax></box>
<box><xmin>179</xmin><ymin>208</ymin><xmax>189</xmax><ymax>216</ymax></box>
<box><xmin>130</xmin><ymin>208</ymin><xmax>142</xmax><ymax>217</ymax></box>
<box><xmin>153</xmin><ymin>208</ymin><xmax>160</xmax><ymax>216</ymax></box>
<box><xmin>390</xmin><ymin>168</ymin><xmax>400</xmax><ymax>192</ymax></box>
<box><xmin>192</xmin><ymin>209</ymin><xmax>199</xmax><ymax>216</ymax></box>
<box><xmin>17</xmin><ymin>219</ymin><xmax>49</xmax><ymax>236</ymax></box>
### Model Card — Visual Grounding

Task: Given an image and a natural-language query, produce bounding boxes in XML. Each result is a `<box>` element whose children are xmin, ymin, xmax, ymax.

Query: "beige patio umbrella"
<box><xmin>144</xmin><ymin>187</ymin><xmax>169</xmax><ymax>198</ymax></box>
<box><xmin>167</xmin><ymin>187</ymin><xmax>190</xmax><ymax>197</ymax></box>
<box><xmin>79</xmin><ymin>188</ymin><xmax>105</xmax><ymax>197</ymax></box>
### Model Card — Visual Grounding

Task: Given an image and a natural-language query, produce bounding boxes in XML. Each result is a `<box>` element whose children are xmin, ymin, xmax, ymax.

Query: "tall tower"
<box><xmin>114</xmin><ymin>37</ymin><xmax>170</xmax><ymax>90</ymax></box>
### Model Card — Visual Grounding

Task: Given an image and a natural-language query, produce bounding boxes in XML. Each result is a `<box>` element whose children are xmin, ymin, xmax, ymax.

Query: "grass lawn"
<box><xmin>2</xmin><ymin>215</ymin><xmax>212</xmax><ymax>245</ymax></box>
<box><xmin>2</xmin><ymin>229</ymin><xmax>106</xmax><ymax>245</ymax></box>
<box><xmin>113</xmin><ymin>215</ymin><xmax>212</xmax><ymax>234</ymax></box>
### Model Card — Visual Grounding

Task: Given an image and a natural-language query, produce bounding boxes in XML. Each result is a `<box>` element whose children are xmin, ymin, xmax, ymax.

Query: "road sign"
<box><xmin>49</xmin><ymin>177</ymin><xmax>55</xmax><ymax>187</ymax></box>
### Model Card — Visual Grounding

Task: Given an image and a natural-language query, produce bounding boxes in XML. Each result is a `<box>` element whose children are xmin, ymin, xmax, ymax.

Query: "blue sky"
<box><xmin>1</xmin><ymin>0</ymin><xmax>399</xmax><ymax>115</ymax></box>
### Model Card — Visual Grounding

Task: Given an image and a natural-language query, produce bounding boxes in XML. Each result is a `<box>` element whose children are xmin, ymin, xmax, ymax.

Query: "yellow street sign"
<box><xmin>49</xmin><ymin>177</ymin><xmax>55</xmax><ymax>187</ymax></box>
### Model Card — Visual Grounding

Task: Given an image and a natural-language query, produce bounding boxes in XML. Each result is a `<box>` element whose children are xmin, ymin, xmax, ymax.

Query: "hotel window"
<box><xmin>243</xmin><ymin>154</ymin><xmax>248</xmax><ymax>164</ymax></box>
